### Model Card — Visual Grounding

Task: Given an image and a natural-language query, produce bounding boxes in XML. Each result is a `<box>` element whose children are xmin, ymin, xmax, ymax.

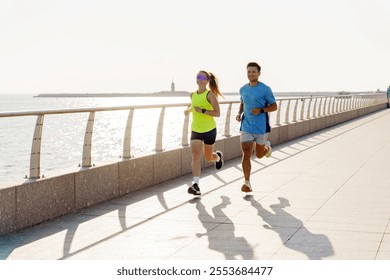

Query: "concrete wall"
<box><xmin>0</xmin><ymin>103</ymin><xmax>387</xmax><ymax>235</ymax></box>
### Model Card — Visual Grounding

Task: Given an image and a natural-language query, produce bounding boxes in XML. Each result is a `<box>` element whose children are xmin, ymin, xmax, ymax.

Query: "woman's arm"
<box><xmin>184</xmin><ymin>93</ymin><xmax>193</xmax><ymax>116</ymax></box>
<box><xmin>193</xmin><ymin>92</ymin><xmax>220</xmax><ymax>117</ymax></box>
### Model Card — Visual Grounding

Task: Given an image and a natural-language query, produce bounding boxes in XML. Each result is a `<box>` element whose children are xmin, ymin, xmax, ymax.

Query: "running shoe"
<box><xmin>188</xmin><ymin>183</ymin><xmax>201</xmax><ymax>195</ymax></box>
<box><xmin>241</xmin><ymin>181</ymin><xmax>253</xmax><ymax>193</ymax></box>
<box><xmin>215</xmin><ymin>151</ymin><xmax>224</xmax><ymax>170</ymax></box>
<box><xmin>265</xmin><ymin>141</ymin><xmax>272</xmax><ymax>158</ymax></box>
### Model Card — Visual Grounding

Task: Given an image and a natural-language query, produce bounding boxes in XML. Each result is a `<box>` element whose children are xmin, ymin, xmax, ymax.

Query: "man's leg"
<box><xmin>254</xmin><ymin>134</ymin><xmax>271</xmax><ymax>159</ymax></box>
<box><xmin>241</xmin><ymin>142</ymin><xmax>254</xmax><ymax>181</ymax></box>
<box><xmin>255</xmin><ymin>143</ymin><xmax>266</xmax><ymax>159</ymax></box>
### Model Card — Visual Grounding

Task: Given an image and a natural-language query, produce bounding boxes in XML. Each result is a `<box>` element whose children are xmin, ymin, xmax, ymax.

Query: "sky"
<box><xmin>0</xmin><ymin>0</ymin><xmax>389</xmax><ymax>94</ymax></box>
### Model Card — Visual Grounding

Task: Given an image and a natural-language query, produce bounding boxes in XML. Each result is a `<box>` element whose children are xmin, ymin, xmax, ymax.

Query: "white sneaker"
<box><xmin>241</xmin><ymin>181</ymin><xmax>253</xmax><ymax>193</ymax></box>
<box><xmin>265</xmin><ymin>141</ymin><xmax>272</xmax><ymax>158</ymax></box>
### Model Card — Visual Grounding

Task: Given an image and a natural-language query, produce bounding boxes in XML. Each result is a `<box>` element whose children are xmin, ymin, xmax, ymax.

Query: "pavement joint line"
<box><xmin>4</xmin><ymin>109</ymin><xmax>390</xmax><ymax>260</ymax></box>
<box><xmin>198</xmin><ymin>110</ymin><xmax>389</xmax><ymax>218</ymax></box>
<box><xmin>375</xmin><ymin>218</ymin><xmax>390</xmax><ymax>260</ymax></box>
<box><xmin>302</xmin><ymin>112</ymin><xmax>390</xmax><ymax>225</ymax></box>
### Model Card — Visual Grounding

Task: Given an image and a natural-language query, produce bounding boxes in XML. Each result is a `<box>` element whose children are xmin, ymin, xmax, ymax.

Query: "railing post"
<box><xmin>223</xmin><ymin>103</ymin><xmax>232</xmax><ymax>137</ymax></box>
<box><xmin>292</xmin><ymin>99</ymin><xmax>299</xmax><ymax>122</ymax></box>
<box><xmin>326</xmin><ymin>97</ymin><xmax>331</xmax><ymax>115</ymax></box>
<box><xmin>275</xmin><ymin>100</ymin><xmax>282</xmax><ymax>125</ymax></box>
<box><xmin>300</xmin><ymin>98</ymin><xmax>305</xmax><ymax>120</ymax></box>
<box><xmin>182</xmin><ymin>109</ymin><xmax>190</xmax><ymax>146</ymax></box>
<box><xmin>347</xmin><ymin>96</ymin><xmax>351</xmax><ymax>110</ymax></box>
<box><xmin>322</xmin><ymin>97</ymin><xmax>328</xmax><ymax>116</ymax></box>
<box><xmin>342</xmin><ymin>97</ymin><xmax>345</xmax><ymax>111</ymax></box>
<box><xmin>122</xmin><ymin>109</ymin><xmax>134</xmax><ymax>158</ymax></box>
<box><xmin>318</xmin><ymin>97</ymin><xmax>322</xmax><ymax>117</ymax></box>
<box><xmin>82</xmin><ymin>112</ymin><xmax>95</xmax><ymax>167</ymax></box>
<box><xmin>155</xmin><ymin>107</ymin><xmax>165</xmax><ymax>152</ymax></box>
<box><xmin>313</xmin><ymin>97</ymin><xmax>318</xmax><ymax>118</ymax></box>
<box><xmin>284</xmin><ymin>99</ymin><xmax>291</xmax><ymax>124</ymax></box>
<box><xmin>29</xmin><ymin>114</ymin><xmax>44</xmax><ymax>179</ymax></box>
<box><xmin>334</xmin><ymin>97</ymin><xmax>338</xmax><ymax>113</ymax></box>
<box><xmin>344</xmin><ymin>96</ymin><xmax>348</xmax><ymax>111</ymax></box>
<box><xmin>306</xmin><ymin>98</ymin><xmax>312</xmax><ymax>119</ymax></box>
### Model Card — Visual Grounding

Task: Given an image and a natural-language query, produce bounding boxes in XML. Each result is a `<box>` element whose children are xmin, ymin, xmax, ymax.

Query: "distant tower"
<box><xmin>171</xmin><ymin>78</ymin><xmax>175</xmax><ymax>92</ymax></box>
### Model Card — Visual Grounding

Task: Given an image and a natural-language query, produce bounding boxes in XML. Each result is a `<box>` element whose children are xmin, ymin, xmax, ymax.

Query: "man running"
<box><xmin>236</xmin><ymin>62</ymin><xmax>277</xmax><ymax>193</ymax></box>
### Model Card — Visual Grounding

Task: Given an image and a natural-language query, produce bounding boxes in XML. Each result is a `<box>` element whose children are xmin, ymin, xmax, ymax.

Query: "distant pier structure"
<box><xmin>34</xmin><ymin>79</ymin><xmax>193</xmax><ymax>98</ymax></box>
<box><xmin>171</xmin><ymin>79</ymin><xmax>175</xmax><ymax>92</ymax></box>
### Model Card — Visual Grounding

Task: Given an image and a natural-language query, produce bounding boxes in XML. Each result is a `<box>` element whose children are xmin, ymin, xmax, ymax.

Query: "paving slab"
<box><xmin>1</xmin><ymin>109</ymin><xmax>390</xmax><ymax>260</ymax></box>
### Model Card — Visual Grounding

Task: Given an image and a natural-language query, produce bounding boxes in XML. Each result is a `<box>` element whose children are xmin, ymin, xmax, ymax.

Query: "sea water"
<box><xmin>0</xmin><ymin>94</ymin><xmax>241</xmax><ymax>183</ymax></box>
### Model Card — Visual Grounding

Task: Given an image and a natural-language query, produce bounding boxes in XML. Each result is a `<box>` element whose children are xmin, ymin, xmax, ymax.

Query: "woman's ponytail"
<box><xmin>201</xmin><ymin>71</ymin><xmax>223</xmax><ymax>99</ymax></box>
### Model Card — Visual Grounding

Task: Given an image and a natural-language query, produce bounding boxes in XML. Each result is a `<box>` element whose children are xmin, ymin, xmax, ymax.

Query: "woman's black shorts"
<box><xmin>191</xmin><ymin>128</ymin><xmax>217</xmax><ymax>145</ymax></box>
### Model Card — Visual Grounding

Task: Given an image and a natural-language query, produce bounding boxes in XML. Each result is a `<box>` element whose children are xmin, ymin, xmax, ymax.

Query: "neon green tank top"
<box><xmin>191</xmin><ymin>90</ymin><xmax>216</xmax><ymax>133</ymax></box>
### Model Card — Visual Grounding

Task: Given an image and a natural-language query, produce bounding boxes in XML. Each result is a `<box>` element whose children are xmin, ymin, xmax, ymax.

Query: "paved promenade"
<box><xmin>1</xmin><ymin>109</ymin><xmax>390</xmax><ymax>260</ymax></box>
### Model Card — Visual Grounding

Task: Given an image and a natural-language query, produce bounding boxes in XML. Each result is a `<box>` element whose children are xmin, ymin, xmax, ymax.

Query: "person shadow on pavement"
<box><xmin>244</xmin><ymin>196</ymin><xmax>334</xmax><ymax>260</ymax></box>
<box><xmin>191</xmin><ymin>196</ymin><xmax>254</xmax><ymax>260</ymax></box>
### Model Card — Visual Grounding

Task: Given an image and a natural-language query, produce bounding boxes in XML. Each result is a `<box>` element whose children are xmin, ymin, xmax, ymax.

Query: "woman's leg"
<box><xmin>202</xmin><ymin>128</ymin><xmax>219</xmax><ymax>163</ymax></box>
<box><xmin>203</xmin><ymin>144</ymin><xmax>219</xmax><ymax>162</ymax></box>
<box><xmin>191</xmin><ymin>139</ymin><xmax>203</xmax><ymax>177</ymax></box>
<box><xmin>188</xmin><ymin>139</ymin><xmax>203</xmax><ymax>195</ymax></box>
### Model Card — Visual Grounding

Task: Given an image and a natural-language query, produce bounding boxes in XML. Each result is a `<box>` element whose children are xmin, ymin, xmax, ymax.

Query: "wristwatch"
<box><xmin>260</xmin><ymin>108</ymin><xmax>265</xmax><ymax>114</ymax></box>
<box><xmin>202</xmin><ymin>108</ymin><xmax>206</xmax><ymax>113</ymax></box>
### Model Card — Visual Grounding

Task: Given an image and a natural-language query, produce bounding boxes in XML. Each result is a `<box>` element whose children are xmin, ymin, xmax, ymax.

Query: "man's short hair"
<box><xmin>247</xmin><ymin>62</ymin><xmax>261</xmax><ymax>72</ymax></box>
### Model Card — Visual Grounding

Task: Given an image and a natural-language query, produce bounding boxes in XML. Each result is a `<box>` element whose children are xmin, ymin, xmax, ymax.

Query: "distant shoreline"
<box><xmin>33</xmin><ymin>90</ymin><xmax>382</xmax><ymax>98</ymax></box>
<box><xmin>34</xmin><ymin>92</ymin><xmax>190</xmax><ymax>98</ymax></box>
<box><xmin>33</xmin><ymin>91</ymin><xmax>240</xmax><ymax>98</ymax></box>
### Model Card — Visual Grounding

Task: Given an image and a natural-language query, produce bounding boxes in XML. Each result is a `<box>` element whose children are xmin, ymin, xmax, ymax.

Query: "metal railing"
<box><xmin>0</xmin><ymin>93</ymin><xmax>386</xmax><ymax>179</ymax></box>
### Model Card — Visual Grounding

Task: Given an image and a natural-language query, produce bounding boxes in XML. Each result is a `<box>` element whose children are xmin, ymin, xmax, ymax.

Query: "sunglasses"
<box><xmin>196</xmin><ymin>74</ymin><xmax>208</xmax><ymax>81</ymax></box>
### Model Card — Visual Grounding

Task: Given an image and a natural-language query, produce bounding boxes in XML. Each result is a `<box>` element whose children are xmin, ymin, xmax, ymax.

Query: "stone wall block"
<box><xmin>75</xmin><ymin>164</ymin><xmax>119</xmax><ymax>209</ymax></box>
<box><xmin>15</xmin><ymin>174</ymin><xmax>75</xmax><ymax>230</ymax></box>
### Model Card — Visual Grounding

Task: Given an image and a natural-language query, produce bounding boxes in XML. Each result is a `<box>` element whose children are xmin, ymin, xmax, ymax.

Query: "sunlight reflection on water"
<box><xmin>0</xmin><ymin>95</ymin><xmax>241</xmax><ymax>182</ymax></box>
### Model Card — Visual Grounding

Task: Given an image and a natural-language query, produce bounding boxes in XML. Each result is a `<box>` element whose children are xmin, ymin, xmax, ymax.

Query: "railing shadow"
<box><xmin>1</xmin><ymin>111</ymin><xmax>383</xmax><ymax>259</ymax></box>
<box><xmin>244</xmin><ymin>196</ymin><xmax>334</xmax><ymax>260</ymax></box>
<box><xmin>0</xmin><ymin>182</ymin><xmax>186</xmax><ymax>260</ymax></box>
<box><xmin>190</xmin><ymin>196</ymin><xmax>254</xmax><ymax>260</ymax></box>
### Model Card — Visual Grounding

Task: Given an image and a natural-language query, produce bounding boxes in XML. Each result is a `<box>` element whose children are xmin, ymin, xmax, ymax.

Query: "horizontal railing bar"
<box><xmin>0</xmin><ymin>103</ymin><xmax>195</xmax><ymax>118</ymax></box>
<box><xmin>0</xmin><ymin>93</ymin><xmax>386</xmax><ymax>182</ymax></box>
<box><xmin>0</xmin><ymin>101</ymin><xmax>244</xmax><ymax>118</ymax></box>
<box><xmin>0</xmin><ymin>97</ymin><xmax>332</xmax><ymax>118</ymax></box>
<box><xmin>1</xmin><ymin>94</ymin><xmax>385</xmax><ymax>119</ymax></box>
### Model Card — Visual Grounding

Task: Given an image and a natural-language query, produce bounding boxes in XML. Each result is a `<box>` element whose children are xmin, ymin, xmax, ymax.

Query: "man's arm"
<box><xmin>251</xmin><ymin>102</ymin><xmax>277</xmax><ymax>115</ymax></box>
<box><xmin>235</xmin><ymin>102</ymin><xmax>244</xmax><ymax>122</ymax></box>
